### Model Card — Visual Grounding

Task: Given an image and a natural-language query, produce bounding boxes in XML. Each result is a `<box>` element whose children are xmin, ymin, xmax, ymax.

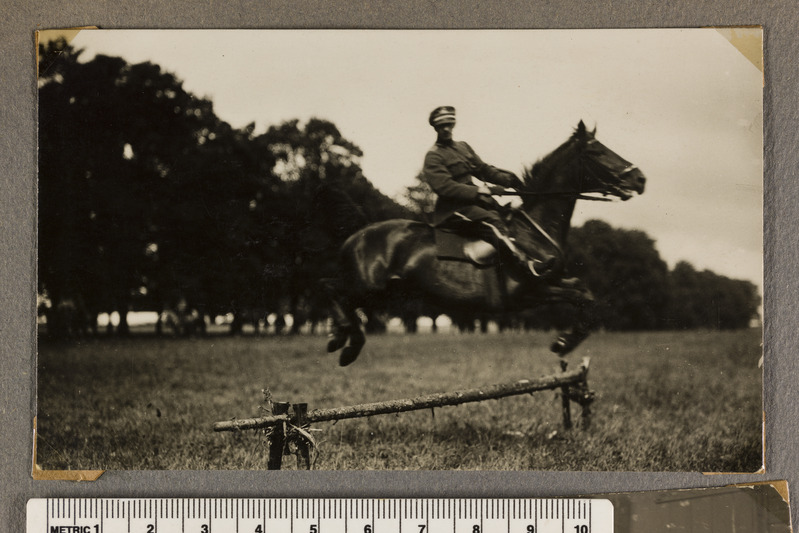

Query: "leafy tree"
<box><xmin>38</xmin><ymin>39</ymin><xmax>235</xmax><ymax>333</ymax></box>
<box><xmin>566</xmin><ymin>220</ymin><xmax>670</xmax><ymax>330</ymax></box>
<box><xmin>39</xmin><ymin>40</ymin><xmax>123</xmax><ymax>328</ymax></box>
<box><xmin>39</xmin><ymin>45</ymin><xmax>413</xmax><ymax>336</ymax></box>
<box><xmin>562</xmin><ymin>220</ymin><xmax>759</xmax><ymax>331</ymax></box>
<box><xmin>402</xmin><ymin>171</ymin><xmax>437</xmax><ymax>222</ymax></box>
<box><xmin>666</xmin><ymin>261</ymin><xmax>760</xmax><ymax>329</ymax></box>
<box><xmin>250</xmin><ymin>118</ymin><xmax>414</xmax><ymax>331</ymax></box>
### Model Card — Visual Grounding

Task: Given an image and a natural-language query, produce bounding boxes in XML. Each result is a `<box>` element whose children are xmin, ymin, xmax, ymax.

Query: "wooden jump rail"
<box><xmin>214</xmin><ymin>357</ymin><xmax>595</xmax><ymax>469</ymax></box>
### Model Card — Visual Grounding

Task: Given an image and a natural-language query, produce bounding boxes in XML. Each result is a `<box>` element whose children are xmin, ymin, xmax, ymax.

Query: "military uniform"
<box><xmin>423</xmin><ymin>140</ymin><xmax>519</xmax><ymax>228</ymax></box>
<box><xmin>422</xmin><ymin>105</ymin><xmax>556</xmax><ymax>279</ymax></box>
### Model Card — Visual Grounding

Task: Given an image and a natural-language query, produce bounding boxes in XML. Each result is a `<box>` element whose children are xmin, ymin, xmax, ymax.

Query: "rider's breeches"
<box><xmin>453</xmin><ymin>206</ymin><xmax>527</xmax><ymax>261</ymax></box>
<box><xmin>454</xmin><ymin>206</ymin><xmax>556</xmax><ymax>269</ymax></box>
<box><xmin>454</xmin><ymin>206</ymin><xmax>510</xmax><ymax>239</ymax></box>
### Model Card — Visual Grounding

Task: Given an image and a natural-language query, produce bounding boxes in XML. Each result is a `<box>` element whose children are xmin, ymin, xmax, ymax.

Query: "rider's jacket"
<box><xmin>423</xmin><ymin>140</ymin><xmax>518</xmax><ymax>225</ymax></box>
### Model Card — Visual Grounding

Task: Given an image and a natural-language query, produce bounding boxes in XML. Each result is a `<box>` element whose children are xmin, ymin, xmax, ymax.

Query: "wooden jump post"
<box><xmin>214</xmin><ymin>357</ymin><xmax>595</xmax><ymax>469</ymax></box>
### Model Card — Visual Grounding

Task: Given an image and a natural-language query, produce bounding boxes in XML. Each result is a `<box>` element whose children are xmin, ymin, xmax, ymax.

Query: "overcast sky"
<box><xmin>61</xmin><ymin>29</ymin><xmax>763</xmax><ymax>292</ymax></box>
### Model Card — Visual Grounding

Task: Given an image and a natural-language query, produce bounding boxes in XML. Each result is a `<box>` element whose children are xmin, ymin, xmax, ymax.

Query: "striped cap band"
<box><xmin>431</xmin><ymin>113</ymin><xmax>456</xmax><ymax>126</ymax></box>
<box><xmin>429</xmin><ymin>106</ymin><xmax>456</xmax><ymax>127</ymax></box>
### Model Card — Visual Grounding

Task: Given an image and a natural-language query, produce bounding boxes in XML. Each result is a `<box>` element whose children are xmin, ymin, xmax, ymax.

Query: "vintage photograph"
<box><xmin>36</xmin><ymin>28</ymin><xmax>763</xmax><ymax>471</ymax></box>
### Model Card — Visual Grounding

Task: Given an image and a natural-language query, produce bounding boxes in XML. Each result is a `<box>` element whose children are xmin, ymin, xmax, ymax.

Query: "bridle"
<box><xmin>577</xmin><ymin>138</ymin><xmax>639</xmax><ymax>200</ymax></box>
<box><xmin>502</xmin><ymin>136</ymin><xmax>637</xmax><ymax>258</ymax></box>
<box><xmin>495</xmin><ymin>139</ymin><xmax>635</xmax><ymax>203</ymax></box>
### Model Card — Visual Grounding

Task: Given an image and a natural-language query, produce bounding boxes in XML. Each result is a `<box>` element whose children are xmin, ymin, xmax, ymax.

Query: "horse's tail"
<box><xmin>312</xmin><ymin>183</ymin><xmax>370</xmax><ymax>241</ymax></box>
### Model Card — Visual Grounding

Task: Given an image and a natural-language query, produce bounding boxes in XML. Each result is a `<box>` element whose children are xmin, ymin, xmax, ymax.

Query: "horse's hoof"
<box><xmin>339</xmin><ymin>345</ymin><xmax>362</xmax><ymax>367</ymax></box>
<box><xmin>558</xmin><ymin>277</ymin><xmax>580</xmax><ymax>288</ymax></box>
<box><xmin>327</xmin><ymin>334</ymin><xmax>347</xmax><ymax>353</ymax></box>
<box><xmin>550</xmin><ymin>337</ymin><xmax>569</xmax><ymax>355</ymax></box>
<box><xmin>530</xmin><ymin>257</ymin><xmax>557</xmax><ymax>278</ymax></box>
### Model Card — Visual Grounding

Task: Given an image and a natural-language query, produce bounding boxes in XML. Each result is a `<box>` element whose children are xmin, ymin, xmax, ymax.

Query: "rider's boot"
<box><xmin>482</xmin><ymin>222</ymin><xmax>557</xmax><ymax>279</ymax></box>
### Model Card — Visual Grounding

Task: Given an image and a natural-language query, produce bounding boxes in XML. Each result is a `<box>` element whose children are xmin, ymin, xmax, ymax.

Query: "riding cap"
<box><xmin>429</xmin><ymin>106</ymin><xmax>456</xmax><ymax>128</ymax></box>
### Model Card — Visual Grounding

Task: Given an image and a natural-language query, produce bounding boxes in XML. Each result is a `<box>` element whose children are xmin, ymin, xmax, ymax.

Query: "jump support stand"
<box><xmin>214</xmin><ymin>357</ymin><xmax>595</xmax><ymax>470</ymax></box>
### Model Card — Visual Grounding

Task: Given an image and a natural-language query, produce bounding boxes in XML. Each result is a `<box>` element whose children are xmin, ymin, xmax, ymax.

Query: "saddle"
<box><xmin>432</xmin><ymin>218</ymin><xmax>500</xmax><ymax>268</ymax></box>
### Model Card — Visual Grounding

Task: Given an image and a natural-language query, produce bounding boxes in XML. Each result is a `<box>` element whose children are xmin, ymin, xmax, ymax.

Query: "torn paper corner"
<box><xmin>31</xmin><ymin>465</ymin><xmax>105</xmax><ymax>482</ymax></box>
<box><xmin>714</xmin><ymin>26</ymin><xmax>764</xmax><ymax>74</ymax></box>
<box><xmin>36</xmin><ymin>27</ymin><xmax>98</xmax><ymax>48</ymax></box>
<box><xmin>732</xmin><ymin>480</ymin><xmax>791</xmax><ymax>504</ymax></box>
<box><xmin>31</xmin><ymin>416</ymin><xmax>104</xmax><ymax>482</ymax></box>
<box><xmin>36</xmin><ymin>27</ymin><xmax>99</xmax><ymax>77</ymax></box>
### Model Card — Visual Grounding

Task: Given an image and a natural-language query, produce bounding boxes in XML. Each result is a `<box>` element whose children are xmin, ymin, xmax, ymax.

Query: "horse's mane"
<box><xmin>521</xmin><ymin>125</ymin><xmax>588</xmax><ymax>191</ymax></box>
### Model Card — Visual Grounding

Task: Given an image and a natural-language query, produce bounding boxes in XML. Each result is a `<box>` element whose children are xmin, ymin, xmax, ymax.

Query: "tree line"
<box><xmin>37</xmin><ymin>39</ymin><xmax>760</xmax><ymax>338</ymax></box>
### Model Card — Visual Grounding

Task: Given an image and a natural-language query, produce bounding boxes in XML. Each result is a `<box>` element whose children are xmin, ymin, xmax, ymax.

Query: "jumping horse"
<box><xmin>323</xmin><ymin>121</ymin><xmax>646</xmax><ymax>366</ymax></box>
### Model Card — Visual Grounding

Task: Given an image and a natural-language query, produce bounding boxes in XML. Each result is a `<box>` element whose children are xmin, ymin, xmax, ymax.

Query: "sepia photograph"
<box><xmin>35</xmin><ymin>28</ymin><xmax>763</xmax><ymax>471</ymax></box>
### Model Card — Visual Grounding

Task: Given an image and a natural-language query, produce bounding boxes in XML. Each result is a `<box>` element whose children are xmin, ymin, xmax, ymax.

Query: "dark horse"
<box><xmin>323</xmin><ymin>121</ymin><xmax>646</xmax><ymax>366</ymax></box>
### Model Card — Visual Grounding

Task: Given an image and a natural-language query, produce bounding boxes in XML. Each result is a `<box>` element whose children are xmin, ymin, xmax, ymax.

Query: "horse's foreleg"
<box><xmin>537</xmin><ymin>281</ymin><xmax>596</xmax><ymax>357</ymax></box>
<box><xmin>550</xmin><ymin>300</ymin><xmax>595</xmax><ymax>356</ymax></box>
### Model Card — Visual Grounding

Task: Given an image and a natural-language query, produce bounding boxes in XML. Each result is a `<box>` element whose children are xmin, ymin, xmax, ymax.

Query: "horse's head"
<box><xmin>522</xmin><ymin>120</ymin><xmax>646</xmax><ymax>201</ymax></box>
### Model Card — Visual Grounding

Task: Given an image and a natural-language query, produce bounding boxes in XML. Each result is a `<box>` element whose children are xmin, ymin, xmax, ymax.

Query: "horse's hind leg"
<box><xmin>320</xmin><ymin>278</ymin><xmax>367</xmax><ymax>366</ymax></box>
<box><xmin>320</xmin><ymin>278</ymin><xmax>354</xmax><ymax>353</ymax></box>
<box><xmin>339</xmin><ymin>310</ymin><xmax>365</xmax><ymax>367</ymax></box>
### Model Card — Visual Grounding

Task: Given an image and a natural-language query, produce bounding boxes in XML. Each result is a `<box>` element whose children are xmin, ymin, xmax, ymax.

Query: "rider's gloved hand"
<box><xmin>476</xmin><ymin>193</ymin><xmax>496</xmax><ymax>208</ymax></box>
<box><xmin>506</xmin><ymin>173</ymin><xmax>524</xmax><ymax>189</ymax></box>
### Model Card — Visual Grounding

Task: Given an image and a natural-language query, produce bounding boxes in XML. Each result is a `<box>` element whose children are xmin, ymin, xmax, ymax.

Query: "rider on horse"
<box><xmin>422</xmin><ymin>106</ymin><xmax>554</xmax><ymax>278</ymax></box>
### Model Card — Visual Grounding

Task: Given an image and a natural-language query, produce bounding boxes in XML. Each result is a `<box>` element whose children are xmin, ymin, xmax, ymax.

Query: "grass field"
<box><xmin>36</xmin><ymin>328</ymin><xmax>762</xmax><ymax>471</ymax></box>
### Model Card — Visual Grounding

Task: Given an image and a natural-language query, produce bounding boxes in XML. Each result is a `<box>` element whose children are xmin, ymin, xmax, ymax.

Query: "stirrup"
<box><xmin>527</xmin><ymin>260</ymin><xmax>545</xmax><ymax>278</ymax></box>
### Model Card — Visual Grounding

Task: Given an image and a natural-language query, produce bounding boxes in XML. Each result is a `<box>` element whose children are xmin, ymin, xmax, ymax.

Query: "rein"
<box><xmin>515</xmin><ymin>209</ymin><xmax>563</xmax><ymax>255</ymax></box>
<box><xmin>491</xmin><ymin>135</ymin><xmax>633</xmax><ymax>257</ymax></box>
<box><xmin>494</xmin><ymin>137</ymin><xmax>636</xmax><ymax>204</ymax></box>
<box><xmin>494</xmin><ymin>191</ymin><xmax>615</xmax><ymax>202</ymax></box>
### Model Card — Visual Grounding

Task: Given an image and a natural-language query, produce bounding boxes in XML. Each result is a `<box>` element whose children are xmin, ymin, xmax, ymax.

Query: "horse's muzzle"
<box><xmin>620</xmin><ymin>166</ymin><xmax>646</xmax><ymax>197</ymax></box>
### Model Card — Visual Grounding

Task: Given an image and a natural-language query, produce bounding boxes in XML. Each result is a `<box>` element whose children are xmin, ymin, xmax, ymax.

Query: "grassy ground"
<box><xmin>36</xmin><ymin>329</ymin><xmax>762</xmax><ymax>471</ymax></box>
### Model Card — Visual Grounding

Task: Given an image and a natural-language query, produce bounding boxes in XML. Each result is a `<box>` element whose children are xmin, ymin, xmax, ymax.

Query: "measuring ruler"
<box><xmin>27</xmin><ymin>499</ymin><xmax>613</xmax><ymax>533</ymax></box>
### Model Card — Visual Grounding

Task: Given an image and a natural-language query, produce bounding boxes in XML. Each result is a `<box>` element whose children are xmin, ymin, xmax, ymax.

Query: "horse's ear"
<box><xmin>576</xmin><ymin>120</ymin><xmax>587</xmax><ymax>137</ymax></box>
<box><xmin>591</xmin><ymin>123</ymin><xmax>597</xmax><ymax>136</ymax></box>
